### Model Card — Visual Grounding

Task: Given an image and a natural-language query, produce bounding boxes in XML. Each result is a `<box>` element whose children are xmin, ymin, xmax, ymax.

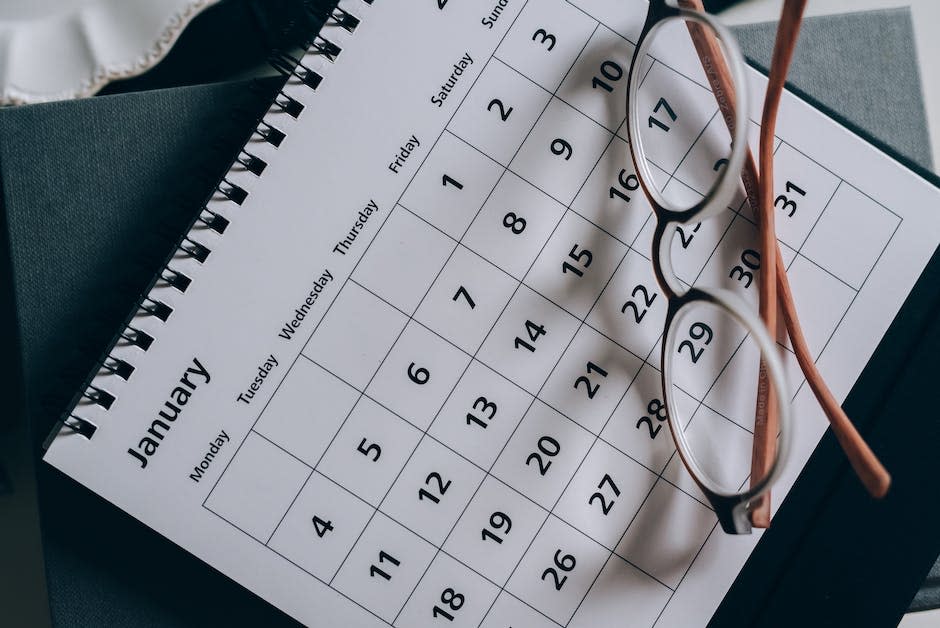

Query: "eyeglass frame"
<box><xmin>624</xmin><ymin>0</ymin><xmax>792</xmax><ymax>535</ymax></box>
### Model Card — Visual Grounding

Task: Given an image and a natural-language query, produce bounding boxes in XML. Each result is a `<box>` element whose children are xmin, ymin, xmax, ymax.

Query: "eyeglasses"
<box><xmin>625</xmin><ymin>0</ymin><xmax>891</xmax><ymax>534</ymax></box>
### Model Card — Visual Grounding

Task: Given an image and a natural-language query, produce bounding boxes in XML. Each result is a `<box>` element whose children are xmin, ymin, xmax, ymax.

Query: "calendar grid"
<box><xmin>300</xmin><ymin>346</ymin><xmax>675</xmax><ymax>578</ymax></box>
<box><xmin>585</xmin><ymin>72</ymin><xmax>856</xmax><ymax>558</ymax></box>
<box><xmin>255</xmin><ymin>419</ymin><xmax>580</xmax><ymax>627</ymax></box>
<box><xmin>468</xmin><ymin>32</ymin><xmax>707</xmax><ymax>625</ymax></box>
<box><xmin>202</xmin><ymin>483</ymin><xmax>396</xmax><ymax>626</ymax></box>
<box><xmin>552</xmin><ymin>127</ymin><xmax>788</xmax><ymax>626</ymax></box>
<box><xmin>662</xmin><ymin>107</ymin><xmax>721</xmax><ymax>188</ymax></box>
<box><xmin>197</xmin><ymin>2</ymin><xmax>910</xmax><ymax>625</ymax></box>
<box><xmin>491</xmin><ymin>56</ymin><xmax>625</xmax><ymax>136</ymax></box>
<box><xmin>199</xmin><ymin>1</ymin><xmax>541</xmax><ymax>618</ymax></box>
<box><xmin>321</xmin><ymin>56</ymin><xmax>521</xmax><ymax>592</ymax></box>
<box><xmin>392</xmin><ymin>21</ymin><xmax>610</xmax><ymax>625</ymax></box>
<box><xmin>782</xmin><ymin>139</ymin><xmax>902</xmax><ymax>222</ymax></box>
<box><xmin>327</xmin><ymin>5</ymin><xmax>602</xmax><ymax>621</ymax></box>
<box><xmin>646</xmin><ymin>216</ymin><xmax>905</xmax><ymax>628</ymax></box>
<box><xmin>443</xmin><ymin>115</ymin><xmax>851</xmax><ymax>335</ymax></box>
<box><xmin>322</xmin><ymin>276</ymin><xmax>747</xmax><ymax>517</ymax></box>
<box><xmin>790</xmin><ymin>216</ymin><xmax>903</xmax><ymax>400</ymax></box>
<box><xmin>483</xmin><ymin>29</ymin><xmax>756</xmax><ymax>614</ymax></box>
<box><xmin>297</xmin><ymin>300</ymin><xmax>716</xmax><ymax>514</ymax></box>
<box><xmin>394</xmin><ymin>196</ymin><xmax>771</xmax><ymax>443</ymax></box>
<box><xmin>440</xmin><ymin>125</ymin><xmax>866</xmax><ymax>350</ymax></box>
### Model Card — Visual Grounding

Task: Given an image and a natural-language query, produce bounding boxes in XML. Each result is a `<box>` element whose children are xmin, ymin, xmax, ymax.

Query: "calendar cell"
<box><xmin>395</xmin><ymin>552</ymin><xmax>499</xmax><ymax>628</ymax></box>
<box><xmin>642</xmin><ymin>13</ymin><xmax>719</xmax><ymax>96</ymax></box>
<box><xmin>303</xmin><ymin>282</ymin><xmax>407</xmax><ymax>391</ymax></box>
<box><xmin>495</xmin><ymin>0</ymin><xmax>597</xmax><ymax>93</ymax></box>
<box><xmin>492</xmin><ymin>401</ymin><xmax>593</xmax><ymax>509</ymax></box>
<box><xmin>695</xmin><ymin>215</ymin><xmax>797</xmax><ymax>309</ymax></box>
<box><xmin>587</xmin><ymin>248</ymin><xmax>666</xmax><ymax>360</ymax></box>
<box><xmin>704</xmin><ymin>336</ymin><xmax>803</xmax><ymax>433</ymax></box>
<box><xmin>332</xmin><ymin>512</ymin><xmax>437</xmax><ymax>623</ymax></box>
<box><xmin>268</xmin><ymin>471</ymin><xmax>373</xmax><ymax>582</ymax></box>
<box><xmin>557</xmin><ymin>24</ymin><xmax>636</xmax><ymax>132</ymax></box>
<box><xmin>414</xmin><ymin>246</ymin><xmax>517</xmax><ymax>354</ymax></box>
<box><xmin>477</xmin><ymin>285</ymin><xmax>580</xmax><ymax>394</ymax></box>
<box><xmin>317</xmin><ymin>396</ymin><xmax>422</xmax><ymax>507</ymax></box>
<box><xmin>667</xmin><ymin>298</ymin><xmax>749</xmax><ymax>403</ymax></box>
<box><xmin>615</xmin><ymin>479</ymin><xmax>715</xmax><ymax>589</ymax></box>
<box><xmin>366</xmin><ymin>321</ymin><xmax>470</xmax><ymax>431</ymax></box>
<box><xmin>634</xmin><ymin>189</ymin><xmax>734</xmax><ymax>287</ymax></box>
<box><xmin>801</xmin><ymin>182</ymin><xmax>899</xmax><ymax>289</ymax></box>
<box><xmin>254</xmin><ymin>358</ymin><xmax>358</xmax><ymax>468</ymax></box>
<box><xmin>510</xmin><ymin>98</ymin><xmax>612</xmax><ymax>205</ymax></box>
<box><xmin>777</xmin><ymin>255</ymin><xmax>855</xmax><ymax>359</ymax></box>
<box><xmin>205</xmin><ymin>432</ymin><xmax>310</xmax><ymax>543</ymax></box>
<box><xmin>661</xmin><ymin>404</ymin><xmax>754</xmax><ymax>499</ymax></box>
<box><xmin>765</xmin><ymin>142</ymin><xmax>841</xmax><ymax>249</ymax></box>
<box><xmin>382</xmin><ymin>437</ymin><xmax>484</xmax><ymax>546</ymax></box>
<box><xmin>400</xmin><ymin>132</ymin><xmax>504</xmax><ymax>241</ymax></box>
<box><xmin>444</xmin><ymin>475</ymin><xmax>546</xmax><ymax>585</ymax></box>
<box><xmin>673</xmin><ymin>116</ymin><xmax>768</xmax><ymax>208</ymax></box>
<box><xmin>670</xmin><ymin>112</ymin><xmax>731</xmax><ymax>198</ymax></box>
<box><xmin>525</xmin><ymin>211</ymin><xmax>627</xmax><ymax>319</ymax></box>
<box><xmin>353</xmin><ymin>207</ymin><xmax>455</xmax><ymax>314</ymax></box>
<box><xmin>449</xmin><ymin>59</ymin><xmax>552</xmax><ymax>166</ymax></box>
<box><xmin>555</xmin><ymin>439</ymin><xmax>657</xmax><ymax>550</ymax></box>
<box><xmin>602</xmin><ymin>364</ymin><xmax>697</xmax><ymax>476</ymax></box>
<box><xmin>568</xmin><ymin>554</ymin><xmax>672</xmax><ymax>628</ymax></box>
<box><xmin>540</xmin><ymin>325</ymin><xmax>642</xmax><ymax>434</ymax></box>
<box><xmin>632</xmin><ymin>60</ymin><xmax>716</xmax><ymax>176</ymax></box>
<box><xmin>479</xmin><ymin>592</ymin><xmax>558</xmax><ymax>628</ymax></box>
<box><xmin>506</xmin><ymin>515</ymin><xmax>608</xmax><ymax>625</ymax></box>
<box><xmin>570</xmin><ymin>135</ymin><xmax>654</xmax><ymax>245</ymax></box>
<box><xmin>463</xmin><ymin>172</ymin><xmax>568</xmax><ymax>280</ymax></box>
<box><xmin>430</xmin><ymin>360</ymin><xmax>533</xmax><ymax>470</ymax></box>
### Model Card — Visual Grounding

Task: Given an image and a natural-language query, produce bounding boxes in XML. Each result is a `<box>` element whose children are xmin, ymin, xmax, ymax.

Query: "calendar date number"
<box><xmin>433</xmin><ymin>587</ymin><xmax>465</xmax><ymax>622</ymax></box>
<box><xmin>515</xmin><ymin>319</ymin><xmax>547</xmax><ymax>352</ymax></box>
<box><xmin>541</xmin><ymin>549</ymin><xmax>576</xmax><ymax>591</ymax></box>
<box><xmin>636</xmin><ymin>398</ymin><xmax>668</xmax><ymax>439</ymax></box>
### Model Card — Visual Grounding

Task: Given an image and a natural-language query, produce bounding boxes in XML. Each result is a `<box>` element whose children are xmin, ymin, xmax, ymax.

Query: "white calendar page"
<box><xmin>45</xmin><ymin>1</ymin><xmax>940</xmax><ymax>626</ymax></box>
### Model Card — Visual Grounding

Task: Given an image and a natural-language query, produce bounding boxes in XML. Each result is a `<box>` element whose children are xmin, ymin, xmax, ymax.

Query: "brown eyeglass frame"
<box><xmin>628</xmin><ymin>0</ymin><xmax>890</xmax><ymax>531</ymax></box>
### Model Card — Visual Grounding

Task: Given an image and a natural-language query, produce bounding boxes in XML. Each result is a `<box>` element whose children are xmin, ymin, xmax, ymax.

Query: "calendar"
<box><xmin>44</xmin><ymin>1</ymin><xmax>940</xmax><ymax>627</ymax></box>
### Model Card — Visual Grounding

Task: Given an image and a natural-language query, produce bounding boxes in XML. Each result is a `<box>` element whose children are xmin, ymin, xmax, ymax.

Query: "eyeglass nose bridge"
<box><xmin>650</xmin><ymin>220</ymin><xmax>686</xmax><ymax>300</ymax></box>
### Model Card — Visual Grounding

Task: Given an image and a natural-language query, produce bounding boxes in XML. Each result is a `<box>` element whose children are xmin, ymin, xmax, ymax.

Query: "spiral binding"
<box><xmin>48</xmin><ymin>0</ymin><xmax>370</xmax><ymax>445</ymax></box>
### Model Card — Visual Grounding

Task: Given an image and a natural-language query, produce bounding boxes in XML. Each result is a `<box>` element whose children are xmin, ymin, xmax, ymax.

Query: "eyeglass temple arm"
<box><xmin>753</xmin><ymin>0</ymin><xmax>890</xmax><ymax>503</ymax></box>
<box><xmin>751</xmin><ymin>0</ymin><xmax>805</xmax><ymax>526</ymax></box>
<box><xmin>679</xmin><ymin>0</ymin><xmax>891</xmax><ymax>511</ymax></box>
<box><xmin>678</xmin><ymin>0</ymin><xmax>779</xmax><ymax>526</ymax></box>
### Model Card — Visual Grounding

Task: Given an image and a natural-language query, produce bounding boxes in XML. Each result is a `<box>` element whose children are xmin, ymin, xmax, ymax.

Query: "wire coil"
<box><xmin>52</xmin><ymin>0</ymin><xmax>369</xmax><ymax>443</ymax></box>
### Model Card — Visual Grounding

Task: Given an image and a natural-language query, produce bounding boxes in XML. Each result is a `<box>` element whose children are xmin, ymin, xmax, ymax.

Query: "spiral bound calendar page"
<box><xmin>45</xmin><ymin>1</ymin><xmax>940</xmax><ymax>626</ymax></box>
